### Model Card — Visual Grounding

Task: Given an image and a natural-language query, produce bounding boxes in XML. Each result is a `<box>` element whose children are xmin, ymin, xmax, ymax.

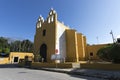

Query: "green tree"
<box><xmin>109</xmin><ymin>44</ymin><xmax>120</xmax><ymax>63</ymax></box>
<box><xmin>0</xmin><ymin>37</ymin><xmax>9</xmax><ymax>48</ymax></box>
<box><xmin>0</xmin><ymin>37</ymin><xmax>33</xmax><ymax>54</ymax></box>
<box><xmin>97</xmin><ymin>43</ymin><xmax>120</xmax><ymax>63</ymax></box>
<box><xmin>0</xmin><ymin>47</ymin><xmax>2</xmax><ymax>53</ymax></box>
<box><xmin>0</xmin><ymin>37</ymin><xmax>10</xmax><ymax>54</ymax></box>
<box><xmin>21</xmin><ymin>39</ymin><xmax>33</xmax><ymax>52</ymax></box>
<box><xmin>10</xmin><ymin>40</ymin><xmax>21</xmax><ymax>52</ymax></box>
<box><xmin>2</xmin><ymin>48</ymin><xmax>10</xmax><ymax>54</ymax></box>
<box><xmin>97</xmin><ymin>45</ymin><xmax>112</xmax><ymax>61</ymax></box>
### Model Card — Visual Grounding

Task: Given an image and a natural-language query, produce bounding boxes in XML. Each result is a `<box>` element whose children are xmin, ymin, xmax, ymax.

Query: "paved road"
<box><xmin>0</xmin><ymin>64</ymin><xmax>104</xmax><ymax>80</ymax></box>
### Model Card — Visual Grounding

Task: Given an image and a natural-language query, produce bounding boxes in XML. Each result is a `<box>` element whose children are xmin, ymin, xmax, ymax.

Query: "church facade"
<box><xmin>34</xmin><ymin>9</ymin><xmax>108</xmax><ymax>63</ymax></box>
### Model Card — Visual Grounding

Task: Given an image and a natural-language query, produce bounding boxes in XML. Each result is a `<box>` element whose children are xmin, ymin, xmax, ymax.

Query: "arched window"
<box><xmin>43</xmin><ymin>29</ymin><xmax>46</xmax><ymax>36</ymax></box>
<box><xmin>51</xmin><ymin>15</ymin><xmax>54</xmax><ymax>22</ymax></box>
<box><xmin>39</xmin><ymin>22</ymin><xmax>41</xmax><ymax>27</ymax></box>
<box><xmin>48</xmin><ymin>18</ymin><xmax>50</xmax><ymax>23</ymax></box>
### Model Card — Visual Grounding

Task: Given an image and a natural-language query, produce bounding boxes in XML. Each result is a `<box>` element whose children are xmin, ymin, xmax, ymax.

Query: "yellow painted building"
<box><xmin>0</xmin><ymin>58</ymin><xmax>9</xmax><ymax>64</ymax></box>
<box><xmin>34</xmin><ymin>9</ymin><xmax>111</xmax><ymax>63</ymax></box>
<box><xmin>86</xmin><ymin>44</ymin><xmax>110</xmax><ymax>60</ymax></box>
<box><xmin>34</xmin><ymin>9</ymin><xmax>87</xmax><ymax>63</ymax></box>
<box><xmin>9</xmin><ymin>52</ymin><xmax>34</xmax><ymax>64</ymax></box>
<box><xmin>0</xmin><ymin>52</ymin><xmax>34</xmax><ymax>64</ymax></box>
<box><xmin>0</xmin><ymin>9</ymin><xmax>112</xmax><ymax>65</ymax></box>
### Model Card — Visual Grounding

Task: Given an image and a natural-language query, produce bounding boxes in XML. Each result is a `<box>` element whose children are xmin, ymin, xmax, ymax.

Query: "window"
<box><xmin>14</xmin><ymin>57</ymin><xmax>19</xmax><ymax>62</ymax></box>
<box><xmin>51</xmin><ymin>16</ymin><xmax>54</xmax><ymax>22</ymax></box>
<box><xmin>90</xmin><ymin>52</ymin><xmax>93</xmax><ymax>56</ymax></box>
<box><xmin>43</xmin><ymin>29</ymin><xmax>46</xmax><ymax>36</ymax></box>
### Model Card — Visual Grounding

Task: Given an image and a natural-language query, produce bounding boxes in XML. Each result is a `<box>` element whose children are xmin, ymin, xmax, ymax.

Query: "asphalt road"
<box><xmin>0</xmin><ymin>64</ymin><xmax>104</xmax><ymax>80</ymax></box>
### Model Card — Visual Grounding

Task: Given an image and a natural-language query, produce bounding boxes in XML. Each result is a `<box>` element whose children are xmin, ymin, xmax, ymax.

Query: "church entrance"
<box><xmin>40</xmin><ymin>44</ymin><xmax>47</xmax><ymax>62</ymax></box>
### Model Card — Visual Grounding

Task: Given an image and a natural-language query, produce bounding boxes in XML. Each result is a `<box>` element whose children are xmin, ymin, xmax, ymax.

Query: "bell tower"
<box><xmin>36</xmin><ymin>15</ymin><xmax>44</xmax><ymax>29</ymax></box>
<box><xmin>47</xmin><ymin>8</ymin><xmax>57</xmax><ymax>23</ymax></box>
<box><xmin>34</xmin><ymin>8</ymin><xmax>58</xmax><ymax>62</ymax></box>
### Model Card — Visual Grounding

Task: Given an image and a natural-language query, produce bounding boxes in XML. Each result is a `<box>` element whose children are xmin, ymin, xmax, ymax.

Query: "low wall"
<box><xmin>80</xmin><ymin>63</ymin><xmax>120</xmax><ymax>71</ymax></box>
<box><xmin>31</xmin><ymin>62</ymin><xmax>74</xmax><ymax>68</ymax></box>
<box><xmin>0</xmin><ymin>58</ymin><xmax>9</xmax><ymax>64</ymax></box>
<box><xmin>18</xmin><ymin>62</ymin><xmax>25</xmax><ymax>67</ymax></box>
<box><xmin>19</xmin><ymin>62</ymin><xmax>120</xmax><ymax>71</ymax></box>
<box><xmin>31</xmin><ymin>62</ymin><xmax>81</xmax><ymax>68</ymax></box>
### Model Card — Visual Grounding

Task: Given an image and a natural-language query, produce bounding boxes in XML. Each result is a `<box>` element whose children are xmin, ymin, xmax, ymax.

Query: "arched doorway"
<box><xmin>40</xmin><ymin>44</ymin><xmax>47</xmax><ymax>62</ymax></box>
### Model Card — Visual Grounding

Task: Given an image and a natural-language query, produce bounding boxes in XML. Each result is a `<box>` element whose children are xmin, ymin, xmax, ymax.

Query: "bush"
<box><xmin>110</xmin><ymin>44</ymin><xmax>120</xmax><ymax>63</ymax></box>
<box><xmin>0</xmin><ymin>48</ymin><xmax>2</xmax><ymax>53</ymax></box>
<box><xmin>97</xmin><ymin>43</ymin><xmax>120</xmax><ymax>63</ymax></box>
<box><xmin>97</xmin><ymin>45</ymin><xmax>112</xmax><ymax>61</ymax></box>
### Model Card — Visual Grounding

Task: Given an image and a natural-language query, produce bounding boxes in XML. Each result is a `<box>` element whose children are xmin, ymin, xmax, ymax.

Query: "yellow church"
<box><xmin>34</xmin><ymin>9</ymin><xmax>109</xmax><ymax>63</ymax></box>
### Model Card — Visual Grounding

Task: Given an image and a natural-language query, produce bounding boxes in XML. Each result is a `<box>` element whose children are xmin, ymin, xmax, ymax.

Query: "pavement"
<box><xmin>0</xmin><ymin>65</ymin><xmax>104</xmax><ymax>80</ymax></box>
<box><xmin>1</xmin><ymin>64</ymin><xmax>120</xmax><ymax>80</ymax></box>
<box><xmin>31</xmin><ymin>67</ymin><xmax>120</xmax><ymax>80</ymax></box>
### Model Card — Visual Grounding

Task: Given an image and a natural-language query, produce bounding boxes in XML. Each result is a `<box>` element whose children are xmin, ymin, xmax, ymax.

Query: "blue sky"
<box><xmin>0</xmin><ymin>0</ymin><xmax>120</xmax><ymax>44</ymax></box>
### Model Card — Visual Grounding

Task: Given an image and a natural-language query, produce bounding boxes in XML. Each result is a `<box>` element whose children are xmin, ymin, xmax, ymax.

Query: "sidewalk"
<box><xmin>33</xmin><ymin>68</ymin><xmax>120</xmax><ymax>80</ymax></box>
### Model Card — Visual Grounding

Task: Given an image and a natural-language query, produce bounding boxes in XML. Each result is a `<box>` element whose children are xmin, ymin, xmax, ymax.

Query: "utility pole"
<box><xmin>110</xmin><ymin>30</ymin><xmax>115</xmax><ymax>43</ymax></box>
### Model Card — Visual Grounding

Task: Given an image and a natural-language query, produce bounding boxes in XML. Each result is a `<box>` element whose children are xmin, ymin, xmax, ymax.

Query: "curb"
<box><xmin>40</xmin><ymin>68</ymin><xmax>106</xmax><ymax>79</ymax></box>
<box><xmin>30</xmin><ymin>67</ymin><xmax>120</xmax><ymax>80</ymax></box>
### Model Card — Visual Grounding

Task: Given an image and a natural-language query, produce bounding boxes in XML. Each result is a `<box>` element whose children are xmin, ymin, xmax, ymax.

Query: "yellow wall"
<box><xmin>31</xmin><ymin>62</ymin><xmax>80</xmax><ymax>68</ymax></box>
<box><xmin>0</xmin><ymin>52</ymin><xmax>34</xmax><ymax>64</ymax></box>
<box><xmin>77</xmin><ymin>33</ymin><xmax>87</xmax><ymax>60</ymax></box>
<box><xmin>9</xmin><ymin>52</ymin><xmax>34</xmax><ymax>63</ymax></box>
<box><xmin>34</xmin><ymin>9</ymin><xmax>57</xmax><ymax>62</ymax></box>
<box><xmin>34</xmin><ymin>22</ymin><xmax>56</xmax><ymax>62</ymax></box>
<box><xmin>66</xmin><ymin>29</ymin><xmax>78</xmax><ymax>62</ymax></box>
<box><xmin>77</xmin><ymin>33</ymin><xmax>84</xmax><ymax>60</ymax></box>
<box><xmin>0</xmin><ymin>58</ymin><xmax>9</xmax><ymax>64</ymax></box>
<box><xmin>83</xmin><ymin>36</ymin><xmax>87</xmax><ymax>60</ymax></box>
<box><xmin>86</xmin><ymin>44</ymin><xmax>109</xmax><ymax>60</ymax></box>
